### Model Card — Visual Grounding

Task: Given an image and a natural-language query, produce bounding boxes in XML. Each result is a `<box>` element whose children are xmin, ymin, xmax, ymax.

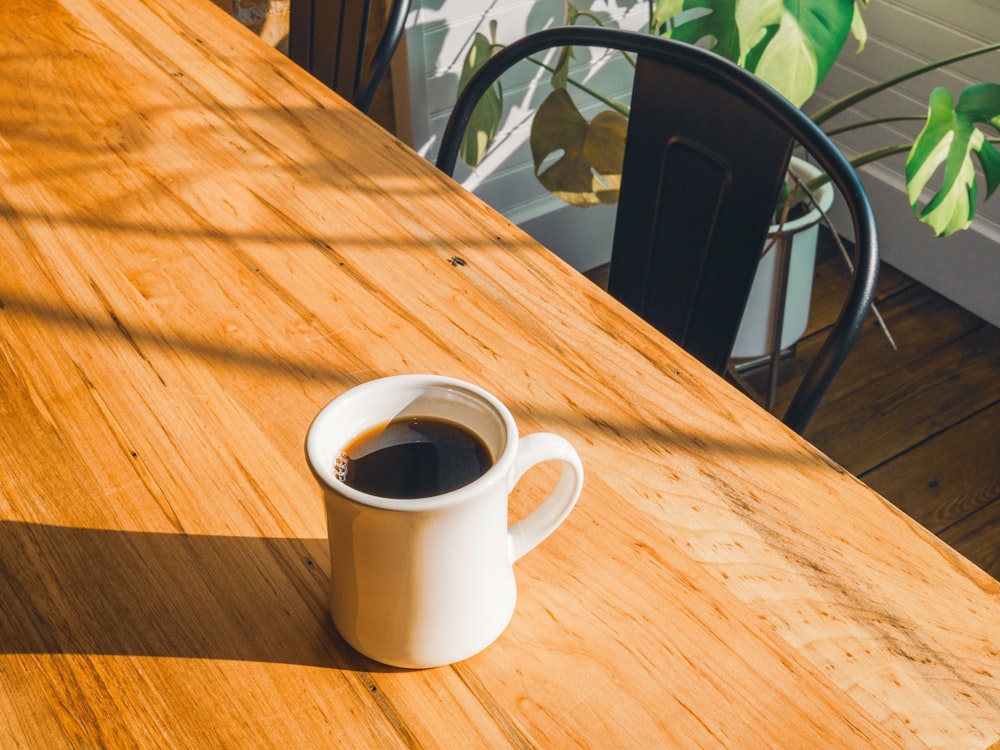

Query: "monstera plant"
<box><xmin>458</xmin><ymin>0</ymin><xmax>1000</xmax><ymax>237</ymax></box>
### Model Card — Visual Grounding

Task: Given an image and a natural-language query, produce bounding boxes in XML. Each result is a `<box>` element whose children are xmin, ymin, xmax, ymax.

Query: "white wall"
<box><xmin>403</xmin><ymin>0</ymin><xmax>642</xmax><ymax>271</ymax></box>
<box><xmin>812</xmin><ymin>0</ymin><xmax>1000</xmax><ymax>326</ymax></box>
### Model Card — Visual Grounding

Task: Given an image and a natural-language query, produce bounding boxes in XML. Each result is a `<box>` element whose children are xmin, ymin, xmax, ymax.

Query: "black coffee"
<box><xmin>337</xmin><ymin>417</ymin><xmax>492</xmax><ymax>499</ymax></box>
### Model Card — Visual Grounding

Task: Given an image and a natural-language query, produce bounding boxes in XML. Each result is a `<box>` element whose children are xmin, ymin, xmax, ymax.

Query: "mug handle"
<box><xmin>507</xmin><ymin>433</ymin><xmax>584</xmax><ymax>562</ymax></box>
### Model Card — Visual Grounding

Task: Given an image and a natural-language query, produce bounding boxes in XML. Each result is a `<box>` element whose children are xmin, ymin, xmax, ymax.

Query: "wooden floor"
<box><xmin>585</xmin><ymin>235</ymin><xmax>1000</xmax><ymax>580</ymax></box>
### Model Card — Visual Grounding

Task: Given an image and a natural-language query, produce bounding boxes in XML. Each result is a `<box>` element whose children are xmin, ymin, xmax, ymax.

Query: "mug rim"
<box><xmin>306</xmin><ymin>374</ymin><xmax>518</xmax><ymax>511</ymax></box>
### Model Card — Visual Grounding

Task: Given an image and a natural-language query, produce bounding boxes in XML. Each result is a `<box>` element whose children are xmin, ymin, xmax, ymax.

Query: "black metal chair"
<box><xmin>435</xmin><ymin>27</ymin><xmax>879</xmax><ymax>434</ymax></box>
<box><xmin>288</xmin><ymin>0</ymin><xmax>410</xmax><ymax>113</ymax></box>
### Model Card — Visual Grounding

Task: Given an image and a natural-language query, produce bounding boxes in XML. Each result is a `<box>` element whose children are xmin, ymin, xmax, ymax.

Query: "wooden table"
<box><xmin>1</xmin><ymin>1</ymin><xmax>998</xmax><ymax>747</ymax></box>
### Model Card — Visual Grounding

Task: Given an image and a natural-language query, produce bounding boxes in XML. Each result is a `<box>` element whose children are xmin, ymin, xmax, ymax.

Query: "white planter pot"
<box><xmin>731</xmin><ymin>157</ymin><xmax>836</xmax><ymax>360</ymax></box>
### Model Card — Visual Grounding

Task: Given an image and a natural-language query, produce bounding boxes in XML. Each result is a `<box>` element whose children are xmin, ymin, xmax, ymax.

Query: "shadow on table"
<box><xmin>0</xmin><ymin>521</ymin><xmax>399</xmax><ymax>672</ymax></box>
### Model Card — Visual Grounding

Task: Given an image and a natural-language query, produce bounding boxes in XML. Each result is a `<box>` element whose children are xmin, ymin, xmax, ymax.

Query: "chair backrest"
<box><xmin>288</xmin><ymin>0</ymin><xmax>410</xmax><ymax>113</ymax></box>
<box><xmin>435</xmin><ymin>27</ymin><xmax>879</xmax><ymax>434</ymax></box>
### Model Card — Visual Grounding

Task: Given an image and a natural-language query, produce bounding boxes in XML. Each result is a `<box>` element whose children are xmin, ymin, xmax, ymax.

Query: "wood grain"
<box><xmin>803</xmin><ymin>308</ymin><xmax>1000</xmax><ymax>471</ymax></box>
<box><xmin>730</xmin><ymin>234</ymin><xmax>1000</xmax><ymax>580</ymax></box>
<box><xmin>867</xmin><ymin>403</ymin><xmax>1000</xmax><ymax>534</ymax></box>
<box><xmin>1</xmin><ymin>1</ymin><xmax>999</xmax><ymax>748</ymax></box>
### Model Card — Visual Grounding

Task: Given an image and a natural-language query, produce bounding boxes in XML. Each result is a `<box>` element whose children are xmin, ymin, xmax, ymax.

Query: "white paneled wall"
<box><xmin>404</xmin><ymin>1</ymin><xmax>646</xmax><ymax>271</ymax></box>
<box><xmin>813</xmin><ymin>0</ymin><xmax>1000</xmax><ymax>325</ymax></box>
<box><xmin>404</xmin><ymin>2</ymin><xmax>1000</xmax><ymax>321</ymax></box>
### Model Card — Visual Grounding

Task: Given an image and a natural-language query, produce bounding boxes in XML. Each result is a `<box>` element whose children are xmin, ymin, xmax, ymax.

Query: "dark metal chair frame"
<box><xmin>288</xmin><ymin>0</ymin><xmax>411</xmax><ymax>113</ymax></box>
<box><xmin>435</xmin><ymin>27</ymin><xmax>879</xmax><ymax>434</ymax></box>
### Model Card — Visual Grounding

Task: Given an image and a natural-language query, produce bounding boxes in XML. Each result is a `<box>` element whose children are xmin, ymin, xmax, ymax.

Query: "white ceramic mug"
<box><xmin>306</xmin><ymin>374</ymin><xmax>583</xmax><ymax>669</ymax></box>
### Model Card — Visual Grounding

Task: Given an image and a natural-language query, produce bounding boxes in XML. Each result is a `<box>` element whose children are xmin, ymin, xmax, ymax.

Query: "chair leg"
<box><xmin>727</xmin><ymin>234</ymin><xmax>794</xmax><ymax>415</ymax></box>
<box><xmin>765</xmin><ymin>233</ymin><xmax>793</xmax><ymax>411</ymax></box>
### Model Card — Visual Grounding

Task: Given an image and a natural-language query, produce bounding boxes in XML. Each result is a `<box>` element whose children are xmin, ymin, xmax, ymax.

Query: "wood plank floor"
<box><xmin>584</xmin><ymin>234</ymin><xmax>1000</xmax><ymax>580</ymax></box>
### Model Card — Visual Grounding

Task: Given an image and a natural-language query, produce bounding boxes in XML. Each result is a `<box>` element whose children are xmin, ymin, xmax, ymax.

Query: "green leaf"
<box><xmin>655</xmin><ymin>0</ymin><xmax>745</xmax><ymax>64</ymax></box>
<box><xmin>979</xmin><ymin>136</ymin><xmax>1000</xmax><ymax>199</ymax></box>
<box><xmin>953</xmin><ymin>83</ymin><xmax>1000</xmax><ymax>198</ymax></box>
<box><xmin>529</xmin><ymin>88</ymin><xmax>627</xmax><ymax>207</ymax></box>
<box><xmin>850</xmin><ymin>0</ymin><xmax>868</xmax><ymax>53</ymax></box>
<box><xmin>458</xmin><ymin>33</ymin><xmax>503</xmax><ymax>169</ymax></box>
<box><xmin>742</xmin><ymin>22</ymin><xmax>779</xmax><ymax>73</ymax></box>
<box><xmin>906</xmin><ymin>84</ymin><xmax>1000</xmax><ymax>236</ymax></box>
<box><xmin>748</xmin><ymin>0</ymin><xmax>855</xmax><ymax>106</ymax></box>
<box><xmin>656</xmin><ymin>0</ymin><xmax>854</xmax><ymax>106</ymax></box>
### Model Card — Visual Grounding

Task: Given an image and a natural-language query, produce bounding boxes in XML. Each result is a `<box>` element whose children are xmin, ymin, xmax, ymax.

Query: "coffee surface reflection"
<box><xmin>337</xmin><ymin>417</ymin><xmax>492</xmax><ymax>498</ymax></box>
